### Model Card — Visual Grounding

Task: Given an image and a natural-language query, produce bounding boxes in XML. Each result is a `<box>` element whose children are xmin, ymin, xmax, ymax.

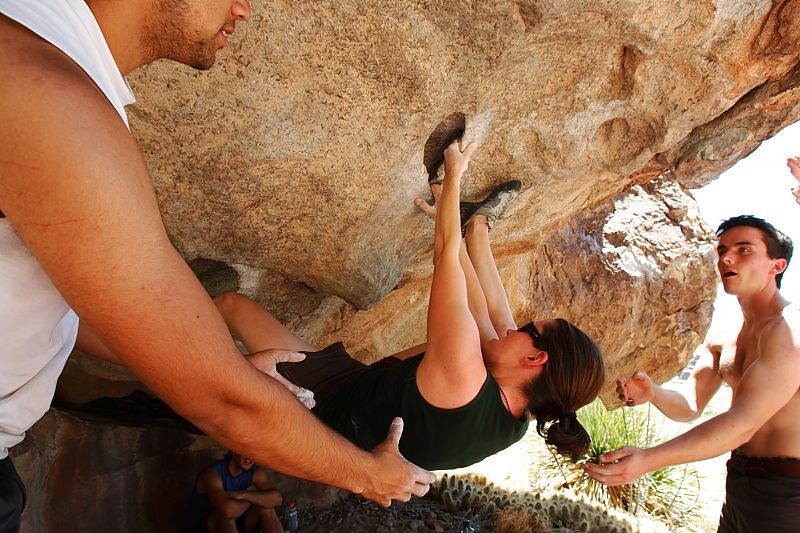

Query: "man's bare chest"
<box><xmin>715</xmin><ymin>340</ymin><xmax>751</xmax><ymax>387</ymax></box>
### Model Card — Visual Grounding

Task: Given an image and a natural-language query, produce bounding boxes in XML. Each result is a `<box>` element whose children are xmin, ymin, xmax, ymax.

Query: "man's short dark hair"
<box><xmin>716</xmin><ymin>215</ymin><xmax>793</xmax><ymax>288</ymax></box>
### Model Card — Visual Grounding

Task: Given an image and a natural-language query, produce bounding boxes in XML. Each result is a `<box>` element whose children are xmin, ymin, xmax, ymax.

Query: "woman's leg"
<box><xmin>464</xmin><ymin>215</ymin><xmax>517</xmax><ymax>337</ymax></box>
<box><xmin>213</xmin><ymin>291</ymin><xmax>317</xmax><ymax>353</ymax></box>
<box><xmin>459</xmin><ymin>239</ymin><xmax>500</xmax><ymax>342</ymax></box>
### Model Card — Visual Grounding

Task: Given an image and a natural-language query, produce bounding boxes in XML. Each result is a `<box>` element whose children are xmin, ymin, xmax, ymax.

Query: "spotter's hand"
<box><xmin>361</xmin><ymin>418</ymin><xmax>436</xmax><ymax>507</ymax></box>
<box><xmin>582</xmin><ymin>446</ymin><xmax>650</xmax><ymax>486</ymax></box>
<box><xmin>246</xmin><ymin>348</ymin><xmax>315</xmax><ymax>409</ymax></box>
<box><xmin>616</xmin><ymin>371</ymin><xmax>654</xmax><ymax>407</ymax></box>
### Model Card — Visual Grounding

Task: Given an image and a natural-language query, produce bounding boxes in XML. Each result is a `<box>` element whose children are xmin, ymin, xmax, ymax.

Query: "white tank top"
<box><xmin>0</xmin><ymin>0</ymin><xmax>135</xmax><ymax>458</ymax></box>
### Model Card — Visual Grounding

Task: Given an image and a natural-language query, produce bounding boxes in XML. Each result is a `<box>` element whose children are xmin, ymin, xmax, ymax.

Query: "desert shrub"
<box><xmin>545</xmin><ymin>399</ymin><xmax>701</xmax><ymax>530</ymax></box>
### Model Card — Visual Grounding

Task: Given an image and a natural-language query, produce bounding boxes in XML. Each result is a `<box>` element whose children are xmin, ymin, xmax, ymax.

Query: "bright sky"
<box><xmin>691</xmin><ymin>120</ymin><xmax>800</xmax><ymax>303</ymax></box>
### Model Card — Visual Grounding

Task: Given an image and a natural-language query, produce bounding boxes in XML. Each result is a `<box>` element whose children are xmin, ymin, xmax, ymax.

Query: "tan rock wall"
<box><xmin>13</xmin><ymin>410</ymin><xmax>219</xmax><ymax>533</ymax></box>
<box><xmin>128</xmin><ymin>0</ymin><xmax>800</xmax><ymax>308</ymax></box>
<box><xmin>13</xmin><ymin>410</ymin><xmax>336</xmax><ymax>533</ymax></box>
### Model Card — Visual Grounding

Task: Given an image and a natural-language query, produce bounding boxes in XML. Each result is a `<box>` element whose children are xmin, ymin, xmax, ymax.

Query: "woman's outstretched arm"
<box><xmin>416</xmin><ymin>140</ymin><xmax>487</xmax><ymax>409</ymax></box>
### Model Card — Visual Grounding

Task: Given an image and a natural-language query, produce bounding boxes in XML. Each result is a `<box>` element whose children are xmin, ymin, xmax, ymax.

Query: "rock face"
<box><xmin>128</xmin><ymin>0</ymin><xmax>800</xmax><ymax>308</ymax></box>
<box><xmin>12</xmin><ymin>409</ymin><xmax>347</xmax><ymax>533</ymax></box>
<box><xmin>527</xmin><ymin>178</ymin><xmax>717</xmax><ymax>399</ymax></box>
<box><xmin>12</xmin><ymin>409</ymin><xmax>220</xmax><ymax>533</ymax></box>
<box><xmin>117</xmin><ymin>0</ymin><xmax>800</xmax><ymax>395</ymax></box>
<box><xmin>23</xmin><ymin>2</ymin><xmax>800</xmax><ymax>531</ymax></box>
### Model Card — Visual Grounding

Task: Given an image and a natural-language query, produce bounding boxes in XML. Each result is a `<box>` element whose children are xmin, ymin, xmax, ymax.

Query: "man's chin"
<box><xmin>174</xmin><ymin>46</ymin><xmax>218</xmax><ymax>71</ymax></box>
<box><xmin>720</xmin><ymin>281</ymin><xmax>739</xmax><ymax>295</ymax></box>
<box><xmin>189</xmin><ymin>57</ymin><xmax>216</xmax><ymax>70</ymax></box>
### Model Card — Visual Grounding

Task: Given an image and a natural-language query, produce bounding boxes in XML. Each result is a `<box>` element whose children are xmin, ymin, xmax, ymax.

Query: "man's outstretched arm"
<box><xmin>616</xmin><ymin>344</ymin><xmax>722</xmax><ymax>422</ymax></box>
<box><xmin>0</xmin><ymin>41</ymin><xmax>433</xmax><ymax>505</ymax></box>
<box><xmin>586</xmin><ymin>320</ymin><xmax>800</xmax><ymax>486</ymax></box>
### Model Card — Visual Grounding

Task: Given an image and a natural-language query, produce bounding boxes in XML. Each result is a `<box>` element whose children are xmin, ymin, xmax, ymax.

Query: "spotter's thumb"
<box><xmin>386</xmin><ymin>417</ymin><xmax>404</xmax><ymax>448</ymax></box>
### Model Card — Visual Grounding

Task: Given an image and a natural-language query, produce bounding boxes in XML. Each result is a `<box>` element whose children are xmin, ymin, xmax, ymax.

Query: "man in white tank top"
<box><xmin>0</xmin><ymin>1</ymin><xmax>434</xmax><ymax>528</ymax></box>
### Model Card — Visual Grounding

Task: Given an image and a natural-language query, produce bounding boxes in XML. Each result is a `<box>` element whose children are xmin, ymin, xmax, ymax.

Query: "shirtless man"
<box><xmin>584</xmin><ymin>215</ymin><xmax>800</xmax><ymax>532</ymax></box>
<box><xmin>0</xmin><ymin>1</ymin><xmax>432</xmax><ymax>527</ymax></box>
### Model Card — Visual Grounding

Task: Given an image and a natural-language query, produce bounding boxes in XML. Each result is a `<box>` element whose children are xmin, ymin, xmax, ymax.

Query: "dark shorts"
<box><xmin>276</xmin><ymin>342</ymin><xmax>399</xmax><ymax>403</ymax></box>
<box><xmin>0</xmin><ymin>457</ymin><xmax>25</xmax><ymax>533</ymax></box>
<box><xmin>718</xmin><ymin>453</ymin><xmax>800</xmax><ymax>533</ymax></box>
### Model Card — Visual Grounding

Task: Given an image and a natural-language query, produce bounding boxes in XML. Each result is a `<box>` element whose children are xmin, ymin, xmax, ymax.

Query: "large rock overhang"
<box><xmin>59</xmin><ymin>0</ymin><xmax>800</xmax><ymax>414</ymax></box>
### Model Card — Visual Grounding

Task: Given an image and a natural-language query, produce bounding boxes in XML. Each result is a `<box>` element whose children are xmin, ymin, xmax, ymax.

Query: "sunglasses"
<box><xmin>519</xmin><ymin>321</ymin><xmax>546</xmax><ymax>347</ymax></box>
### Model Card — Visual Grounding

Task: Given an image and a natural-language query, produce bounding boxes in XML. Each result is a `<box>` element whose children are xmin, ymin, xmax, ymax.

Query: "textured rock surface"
<box><xmin>56</xmin><ymin>0</ymin><xmax>800</xmax><ymax>418</ymax></box>
<box><xmin>523</xmin><ymin>178</ymin><xmax>717</xmax><ymax>403</ymax></box>
<box><xmin>12</xmin><ymin>409</ymin><xmax>220</xmax><ymax>533</ymax></box>
<box><xmin>668</xmin><ymin>61</ymin><xmax>800</xmax><ymax>188</ymax></box>
<box><xmin>128</xmin><ymin>0</ymin><xmax>800</xmax><ymax>309</ymax></box>
<box><xmin>13</xmin><ymin>409</ymin><xmax>340</xmax><ymax>533</ymax></box>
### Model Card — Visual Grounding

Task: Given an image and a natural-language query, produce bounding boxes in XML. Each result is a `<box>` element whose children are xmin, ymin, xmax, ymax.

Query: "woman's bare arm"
<box><xmin>416</xmin><ymin>141</ymin><xmax>486</xmax><ymax>408</ymax></box>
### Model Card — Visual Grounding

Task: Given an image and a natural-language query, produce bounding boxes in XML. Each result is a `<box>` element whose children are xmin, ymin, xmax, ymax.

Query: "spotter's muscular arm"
<box><xmin>617</xmin><ymin>343</ymin><xmax>722</xmax><ymax>422</ymax></box>
<box><xmin>586</xmin><ymin>317</ymin><xmax>800</xmax><ymax>486</ymax></box>
<box><xmin>0</xmin><ymin>21</ymin><xmax>432</xmax><ymax>505</ymax></box>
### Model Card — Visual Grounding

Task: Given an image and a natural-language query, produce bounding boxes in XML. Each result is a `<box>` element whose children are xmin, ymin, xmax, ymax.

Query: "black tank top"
<box><xmin>313</xmin><ymin>354</ymin><xmax>528</xmax><ymax>470</ymax></box>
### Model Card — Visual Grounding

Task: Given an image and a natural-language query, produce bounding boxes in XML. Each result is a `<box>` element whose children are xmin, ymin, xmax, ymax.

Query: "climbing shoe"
<box><xmin>463</xmin><ymin>180</ymin><xmax>522</xmax><ymax>230</ymax></box>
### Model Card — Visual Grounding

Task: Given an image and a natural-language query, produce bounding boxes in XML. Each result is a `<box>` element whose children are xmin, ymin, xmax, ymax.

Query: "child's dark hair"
<box><xmin>717</xmin><ymin>215</ymin><xmax>793</xmax><ymax>288</ymax></box>
<box><xmin>521</xmin><ymin>319</ymin><xmax>605</xmax><ymax>461</ymax></box>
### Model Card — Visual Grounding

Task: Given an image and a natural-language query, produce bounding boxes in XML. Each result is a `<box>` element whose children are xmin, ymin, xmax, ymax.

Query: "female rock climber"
<box><xmin>214</xmin><ymin>140</ymin><xmax>606</xmax><ymax>470</ymax></box>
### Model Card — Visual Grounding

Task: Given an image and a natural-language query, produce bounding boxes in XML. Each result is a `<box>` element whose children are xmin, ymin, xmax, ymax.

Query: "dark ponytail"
<box><xmin>522</xmin><ymin>319</ymin><xmax>605</xmax><ymax>461</ymax></box>
<box><xmin>543</xmin><ymin>412</ymin><xmax>591</xmax><ymax>462</ymax></box>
